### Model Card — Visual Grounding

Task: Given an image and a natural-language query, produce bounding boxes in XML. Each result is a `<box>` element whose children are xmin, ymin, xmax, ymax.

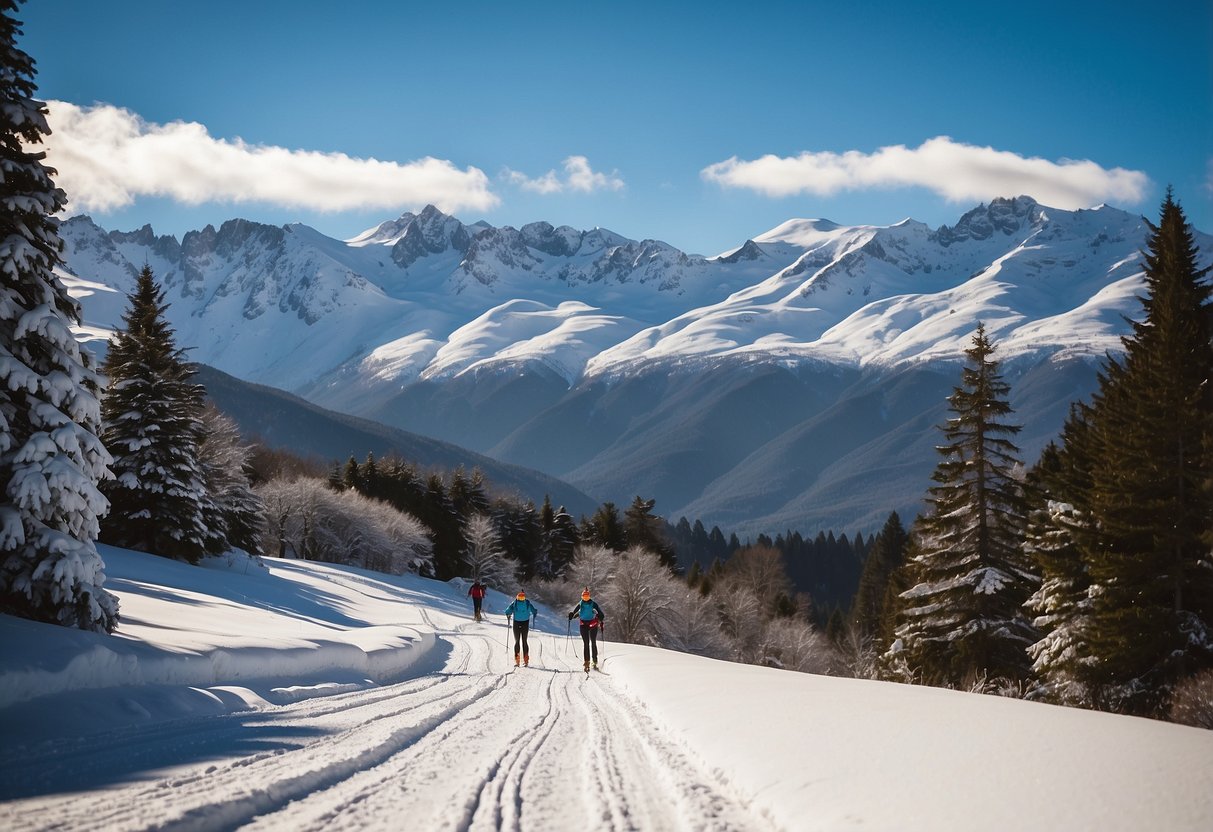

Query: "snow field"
<box><xmin>1</xmin><ymin>546</ymin><xmax>1211</xmax><ymax>831</ymax></box>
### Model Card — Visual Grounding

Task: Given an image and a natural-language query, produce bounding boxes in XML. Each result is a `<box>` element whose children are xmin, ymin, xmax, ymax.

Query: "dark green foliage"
<box><xmin>539</xmin><ymin>495</ymin><xmax>578</xmax><ymax>578</ymax></box>
<box><xmin>623</xmin><ymin>495</ymin><xmax>677</xmax><ymax>569</ymax></box>
<box><xmin>582</xmin><ymin>501</ymin><xmax>626</xmax><ymax>551</ymax></box>
<box><xmin>493</xmin><ymin>498</ymin><xmax>541</xmax><ymax>581</ymax></box>
<box><xmin>850</xmin><ymin>511</ymin><xmax>908</xmax><ymax>642</ymax></box>
<box><xmin>885</xmin><ymin>325</ymin><xmax>1036</xmax><ymax>685</ymax></box>
<box><xmin>1067</xmin><ymin>192</ymin><xmax>1213</xmax><ymax>715</ymax></box>
<box><xmin>420</xmin><ymin>474</ymin><xmax>462</xmax><ymax>579</ymax></box>
<box><xmin>449</xmin><ymin>466</ymin><xmax>490</xmax><ymax>518</ymax></box>
<box><xmin>100</xmin><ymin>266</ymin><xmax>214</xmax><ymax>563</ymax></box>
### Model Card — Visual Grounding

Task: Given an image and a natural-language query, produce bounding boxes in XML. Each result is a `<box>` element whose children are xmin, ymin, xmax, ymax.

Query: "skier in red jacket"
<box><xmin>468</xmin><ymin>581</ymin><xmax>486</xmax><ymax>622</ymax></box>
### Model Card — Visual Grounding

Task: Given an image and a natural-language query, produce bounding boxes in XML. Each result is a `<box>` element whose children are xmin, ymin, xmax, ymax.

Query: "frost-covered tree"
<box><xmin>256</xmin><ymin>477</ymin><xmax>432</xmax><ymax>575</ymax></box>
<box><xmin>715</xmin><ymin>584</ymin><xmax>767</xmax><ymax>663</ymax></box>
<box><xmin>885</xmin><ymin>325</ymin><xmax>1036</xmax><ymax>686</ymax></box>
<box><xmin>723</xmin><ymin>545</ymin><xmax>794</xmax><ymax>617</ymax></box>
<box><xmin>1024</xmin><ymin>413</ymin><xmax>1098</xmax><ymax>706</ymax></box>
<box><xmin>463</xmin><ymin>512</ymin><xmax>511</xmax><ymax>588</ymax></box>
<box><xmin>0</xmin><ymin>0</ymin><xmax>118</xmax><ymax>632</ymax></box>
<box><xmin>197</xmin><ymin>405</ymin><xmax>264</xmax><ymax>555</ymax></box>
<box><xmin>762</xmin><ymin>617</ymin><xmax>836</xmax><ymax>674</ymax></box>
<box><xmin>566</xmin><ymin>544</ymin><xmax>616</xmax><ymax>598</ymax></box>
<box><xmin>601</xmin><ymin>546</ymin><xmax>676</xmax><ymax>645</ymax></box>
<box><xmin>661</xmin><ymin>588</ymin><xmax>731</xmax><ymax>658</ymax></box>
<box><xmin>100</xmin><ymin>265</ymin><xmax>213</xmax><ymax>563</ymax></box>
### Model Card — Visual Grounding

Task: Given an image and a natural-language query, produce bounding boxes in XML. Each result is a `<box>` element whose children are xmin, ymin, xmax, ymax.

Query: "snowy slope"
<box><xmin>59</xmin><ymin>197</ymin><xmax>1187</xmax><ymax>403</ymax></box>
<box><xmin>58</xmin><ymin>198</ymin><xmax>1213</xmax><ymax>538</ymax></box>
<box><xmin>1</xmin><ymin>548</ymin><xmax>1210</xmax><ymax>831</ymax></box>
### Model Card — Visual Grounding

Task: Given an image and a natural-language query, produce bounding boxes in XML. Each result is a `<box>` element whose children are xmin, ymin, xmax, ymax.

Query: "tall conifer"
<box><xmin>1077</xmin><ymin>191</ymin><xmax>1213</xmax><ymax>714</ymax></box>
<box><xmin>0</xmin><ymin>0</ymin><xmax>118</xmax><ymax>631</ymax></box>
<box><xmin>884</xmin><ymin>325</ymin><xmax>1036</xmax><ymax>685</ymax></box>
<box><xmin>850</xmin><ymin>511</ymin><xmax>907</xmax><ymax>641</ymax></box>
<box><xmin>100</xmin><ymin>266</ymin><xmax>213</xmax><ymax>563</ymax></box>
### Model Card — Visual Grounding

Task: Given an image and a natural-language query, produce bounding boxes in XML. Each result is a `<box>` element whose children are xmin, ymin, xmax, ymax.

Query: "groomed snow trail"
<box><xmin>0</xmin><ymin>620</ymin><xmax>776</xmax><ymax>832</ymax></box>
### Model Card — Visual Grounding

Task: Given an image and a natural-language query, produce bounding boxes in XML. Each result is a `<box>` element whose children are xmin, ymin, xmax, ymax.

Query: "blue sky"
<box><xmin>17</xmin><ymin>0</ymin><xmax>1213</xmax><ymax>254</ymax></box>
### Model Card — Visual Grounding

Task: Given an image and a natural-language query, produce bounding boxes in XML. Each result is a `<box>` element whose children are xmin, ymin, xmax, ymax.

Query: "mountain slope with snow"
<box><xmin>1</xmin><ymin>547</ymin><xmax>1210</xmax><ymax>831</ymax></box>
<box><xmin>60</xmin><ymin>198</ymin><xmax>1213</xmax><ymax>536</ymax></box>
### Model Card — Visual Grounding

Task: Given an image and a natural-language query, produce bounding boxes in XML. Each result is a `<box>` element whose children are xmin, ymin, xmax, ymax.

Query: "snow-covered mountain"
<box><xmin>59</xmin><ymin>198</ymin><xmax>1213</xmax><ymax>536</ymax></box>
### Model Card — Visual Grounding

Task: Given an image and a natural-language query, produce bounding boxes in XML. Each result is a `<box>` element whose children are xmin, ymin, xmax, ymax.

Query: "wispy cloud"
<box><xmin>702</xmin><ymin>136</ymin><xmax>1150</xmax><ymax>209</ymax></box>
<box><xmin>505</xmin><ymin>155</ymin><xmax>625</xmax><ymax>194</ymax></box>
<box><xmin>42</xmin><ymin>101</ymin><xmax>499</xmax><ymax>214</ymax></box>
<box><xmin>1205</xmin><ymin>158</ymin><xmax>1213</xmax><ymax>197</ymax></box>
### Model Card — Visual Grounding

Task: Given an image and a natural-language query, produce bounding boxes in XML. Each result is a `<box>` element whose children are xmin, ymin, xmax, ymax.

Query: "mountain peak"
<box><xmin>933</xmin><ymin>196</ymin><xmax>1042</xmax><ymax>246</ymax></box>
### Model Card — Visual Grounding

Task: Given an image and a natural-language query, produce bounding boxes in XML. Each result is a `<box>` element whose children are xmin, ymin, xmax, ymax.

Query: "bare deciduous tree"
<box><xmin>255</xmin><ymin>477</ymin><xmax>432</xmax><ymax>575</ymax></box>
<box><xmin>601</xmin><ymin>546</ymin><xmax>676</xmax><ymax>645</ymax></box>
<box><xmin>463</xmin><ymin>513</ymin><xmax>512</xmax><ymax>588</ymax></box>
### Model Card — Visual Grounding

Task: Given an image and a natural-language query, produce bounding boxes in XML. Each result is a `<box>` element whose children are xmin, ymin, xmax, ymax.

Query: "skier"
<box><xmin>468</xmin><ymin>580</ymin><xmax>486</xmax><ymax>622</ymax></box>
<box><xmin>567</xmin><ymin>587</ymin><xmax>605</xmax><ymax>671</ymax></box>
<box><xmin>504</xmin><ymin>590</ymin><xmax>538</xmax><ymax>667</ymax></box>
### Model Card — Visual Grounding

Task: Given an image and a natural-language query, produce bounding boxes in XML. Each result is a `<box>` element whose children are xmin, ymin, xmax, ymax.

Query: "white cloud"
<box><xmin>505</xmin><ymin>155</ymin><xmax>625</xmax><ymax>194</ymax></box>
<box><xmin>42</xmin><ymin>101</ymin><xmax>499</xmax><ymax>214</ymax></box>
<box><xmin>701</xmin><ymin>136</ymin><xmax>1150</xmax><ymax>210</ymax></box>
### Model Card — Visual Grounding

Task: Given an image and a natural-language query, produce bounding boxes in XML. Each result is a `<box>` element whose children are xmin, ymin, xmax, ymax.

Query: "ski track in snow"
<box><xmin>0</xmin><ymin>621</ymin><xmax>775</xmax><ymax>832</ymax></box>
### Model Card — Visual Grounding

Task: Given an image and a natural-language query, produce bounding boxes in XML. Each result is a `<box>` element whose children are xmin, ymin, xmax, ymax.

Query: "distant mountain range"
<box><xmin>59</xmin><ymin>198</ymin><xmax>1213</xmax><ymax>537</ymax></box>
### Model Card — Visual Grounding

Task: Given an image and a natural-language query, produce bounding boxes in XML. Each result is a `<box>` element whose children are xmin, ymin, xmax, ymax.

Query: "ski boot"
<box><xmin>583</xmin><ymin>660</ymin><xmax>590</xmax><ymax>671</ymax></box>
<box><xmin>524</xmin><ymin>654</ymin><xmax>530</xmax><ymax>667</ymax></box>
<box><xmin>592</xmin><ymin>661</ymin><xmax>598</xmax><ymax>670</ymax></box>
<box><xmin>514</xmin><ymin>654</ymin><xmax>520</xmax><ymax>667</ymax></box>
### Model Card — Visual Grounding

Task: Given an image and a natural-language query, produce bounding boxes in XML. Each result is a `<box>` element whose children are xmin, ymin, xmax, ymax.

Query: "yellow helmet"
<box><xmin>517</xmin><ymin>591</ymin><xmax>526</xmax><ymax>600</ymax></box>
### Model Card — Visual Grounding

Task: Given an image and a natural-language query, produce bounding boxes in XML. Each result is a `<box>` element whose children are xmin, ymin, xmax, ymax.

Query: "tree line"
<box><xmin>843</xmin><ymin>193</ymin><xmax>1212</xmax><ymax>725</ymax></box>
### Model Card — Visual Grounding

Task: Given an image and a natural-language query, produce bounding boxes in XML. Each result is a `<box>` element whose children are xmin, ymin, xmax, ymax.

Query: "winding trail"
<box><xmin>0</xmin><ymin>619</ymin><xmax>775</xmax><ymax>832</ymax></box>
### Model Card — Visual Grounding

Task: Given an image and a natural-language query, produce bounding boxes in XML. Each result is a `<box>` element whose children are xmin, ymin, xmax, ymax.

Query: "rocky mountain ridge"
<box><xmin>58</xmin><ymin>198</ymin><xmax>1212</xmax><ymax>536</ymax></box>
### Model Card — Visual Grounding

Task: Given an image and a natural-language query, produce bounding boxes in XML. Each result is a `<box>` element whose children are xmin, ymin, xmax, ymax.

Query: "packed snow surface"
<box><xmin>2</xmin><ymin>547</ymin><xmax>1210</xmax><ymax>831</ymax></box>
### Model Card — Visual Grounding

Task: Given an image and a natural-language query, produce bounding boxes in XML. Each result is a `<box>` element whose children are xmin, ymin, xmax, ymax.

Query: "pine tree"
<box><xmin>0</xmin><ymin>0</ymin><xmax>118</xmax><ymax>631</ymax></box>
<box><xmin>1024</xmin><ymin>411</ymin><xmax>1098</xmax><ymax>706</ymax></box>
<box><xmin>1076</xmin><ymin>191</ymin><xmax>1213</xmax><ymax>714</ymax></box>
<box><xmin>100</xmin><ymin>266</ymin><xmax>213</xmax><ymax>563</ymax></box>
<box><xmin>623</xmin><ymin>495</ymin><xmax>677</xmax><ymax>569</ymax></box>
<box><xmin>584</xmin><ymin>501</ymin><xmax>626</xmax><ymax>551</ymax></box>
<box><xmin>884</xmin><ymin>324</ymin><xmax>1036</xmax><ymax>685</ymax></box>
<box><xmin>850</xmin><ymin>511</ymin><xmax>908</xmax><ymax>641</ymax></box>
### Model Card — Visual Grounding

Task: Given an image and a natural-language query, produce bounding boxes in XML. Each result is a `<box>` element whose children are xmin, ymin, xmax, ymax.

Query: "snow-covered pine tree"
<box><xmin>541</xmin><ymin>496</ymin><xmax>579</xmax><ymax>578</ymax></box>
<box><xmin>884</xmin><ymin>324</ymin><xmax>1037</xmax><ymax>686</ymax></box>
<box><xmin>198</xmin><ymin>405</ymin><xmax>265</xmax><ymax>555</ymax></box>
<box><xmin>1024</xmin><ymin>409</ymin><xmax>1097</xmax><ymax>706</ymax></box>
<box><xmin>0</xmin><ymin>0</ymin><xmax>118</xmax><ymax>632</ymax></box>
<box><xmin>1076</xmin><ymin>191</ymin><xmax>1213</xmax><ymax>715</ymax></box>
<box><xmin>100</xmin><ymin>265</ymin><xmax>214</xmax><ymax>563</ymax></box>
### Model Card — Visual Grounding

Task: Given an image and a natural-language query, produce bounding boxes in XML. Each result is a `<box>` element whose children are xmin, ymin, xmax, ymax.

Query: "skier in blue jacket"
<box><xmin>567</xmin><ymin>587</ymin><xmax>605</xmax><ymax>671</ymax></box>
<box><xmin>504</xmin><ymin>591</ymin><xmax>538</xmax><ymax>667</ymax></box>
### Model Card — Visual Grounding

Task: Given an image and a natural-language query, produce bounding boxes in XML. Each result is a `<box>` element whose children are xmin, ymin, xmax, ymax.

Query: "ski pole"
<box><xmin>505</xmin><ymin>616</ymin><xmax>512</xmax><ymax>652</ymax></box>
